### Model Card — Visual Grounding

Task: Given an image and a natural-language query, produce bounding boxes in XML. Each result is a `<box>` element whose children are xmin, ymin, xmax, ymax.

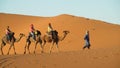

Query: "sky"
<box><xmin>0</xmin><ymin>0</ymin><xmax>120</xmax><ymax>24</ymax></box>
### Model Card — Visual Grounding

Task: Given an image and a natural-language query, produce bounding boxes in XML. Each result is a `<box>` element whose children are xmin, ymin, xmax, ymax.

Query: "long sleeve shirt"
<box><xmin>6</xmin><ymin>29</ymin><xmax>11</xmax><ymax>34</ymax></box>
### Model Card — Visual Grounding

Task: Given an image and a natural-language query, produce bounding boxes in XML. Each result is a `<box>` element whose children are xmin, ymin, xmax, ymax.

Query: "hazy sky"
<box><xmin>0</xmin><ymin>0</ymin><xmax>120</xmax><ymax>24</ymax></box>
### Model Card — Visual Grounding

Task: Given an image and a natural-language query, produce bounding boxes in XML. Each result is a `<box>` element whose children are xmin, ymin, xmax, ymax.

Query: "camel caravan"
<box><xmin>0</xmin><ymin>23</ymin><xmax>70</xmax><ymax>55</ymax></box>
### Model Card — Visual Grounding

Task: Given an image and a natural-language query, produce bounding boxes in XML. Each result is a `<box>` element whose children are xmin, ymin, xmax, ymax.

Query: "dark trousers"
<box><xmin>30</xmin><ymin>32</ymin><xmax>36</xmax><ymax>40</ymax></box>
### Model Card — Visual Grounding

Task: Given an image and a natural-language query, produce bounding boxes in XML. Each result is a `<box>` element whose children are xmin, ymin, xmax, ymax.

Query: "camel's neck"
<box><xmin>60</xmin><ymin>33</ymin><xmax>67</xmax><ymax>41</ymax></box>
<box><xmin>15</xmin><ymin>35</ymin><xmax>23</xmax><ymax>42</ymax></box>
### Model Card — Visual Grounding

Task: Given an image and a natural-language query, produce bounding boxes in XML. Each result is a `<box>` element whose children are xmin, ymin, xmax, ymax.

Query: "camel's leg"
<box><xmin>24</xmin><ymin>41</ymin><xmax>31</xmax><ymax>54</ymax></box>
<box><xmin>24</xmin><ymin>44</ymin><xmax>27</xmax><ymax>54</ymax></box>
<box><xmin>1</xmin><ymin>43</ymin><xmax>4</xmax><ymax>55</ymax></box>
<box><xmin>13</xmin><ymin>44</ymin><xmax>16</xmax><ymax>55</ymax></box>
<box><xmin>24</xmin><ymin>43</ymin><xmax>28</xmax><ymax>54</ymax></box>
<box><xmin>27</xmin><ymin>42</ymin><xmax>31</xmax><ymax>54</ymax></box>
<box><xmin>42</xmin><ymin>40</ymin><xmax>46</xmax><ymax>52</ymax></box>
<box><xmin>42</xmin><ymin>40</ymin><xmax>46</xmax><ymax>47</ymax></box>
<box><xmin>34</xmin><ymin>42</ymin><xmax>38</xmax><ymax>54</ymax></box>
<box><xmin>7</xmin><ymin>45</ymin><xmax>12</xmax><ymax>55</ymax></box>
<box><xmin>1</xmin><ymin>41</ymin><xmax>6</xmax><ymax>55</ymax></box>
<box><xmin>39</xmin><ymin>42</ymin><xmax>43</xmax><ymax>53</ymax></box>
<box><xmin>24</xmin><ymin>42</ymin><xmax>30</xmax><ymax>54</ymax></box>
<box><xmin>56</xmin><ymin>42</ymin><xmax>59</xmax><ymax>52</ymax></box>
<box><xmin>50</xmin><ymin>42</ymin><xmax>55</xmax><ymax>54</ymax></box>
<box><xmin>39</xmin><ymin>40</ymin><xmax>42</xmax><ymax>46</ymax></box>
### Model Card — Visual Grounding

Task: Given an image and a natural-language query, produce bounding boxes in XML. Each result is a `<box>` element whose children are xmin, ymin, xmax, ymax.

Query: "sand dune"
<box><xmin>0</xmin><ymin>48</ymin><xmax>120</xmax><ymax>68</ymax></box>
<box><xmin>0</xmin><ymin>13</ymin><xmax>120</xmax><ymax>68</ymax></box>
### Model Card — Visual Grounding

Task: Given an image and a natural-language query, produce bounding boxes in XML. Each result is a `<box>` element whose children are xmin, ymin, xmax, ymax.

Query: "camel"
<box><xmin>42</xmin><ymin>30</ymin><xmax>70</xmax><ymax>53</ymax></box>
<box><xmin>24</xmin><ymin>30</ymin><xmax>43</xmax><ymax>54</ymax></box>
<box><xmin>0</xmin><ymin>33</ymin><xmax>25</xmax><ymax>55</ymax></box>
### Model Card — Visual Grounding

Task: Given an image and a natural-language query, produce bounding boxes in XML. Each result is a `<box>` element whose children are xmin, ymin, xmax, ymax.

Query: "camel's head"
<box><xmin>63</xmin><ymin>30</ymin><xmax>70</xmax><ymax>35</ymax></box>
<box><xmin>19</xmin><ymin>33</ymin><xmax>25</xmax><ymax>37</ymax></box>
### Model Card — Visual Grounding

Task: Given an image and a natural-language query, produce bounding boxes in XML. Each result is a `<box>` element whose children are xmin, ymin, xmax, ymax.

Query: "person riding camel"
<box><xmin>46</xmin><ymin>23</ymin><xmax>58</xmax><ymax>40</ymax></box>
<box><xmin>30</xmin><ymin>24</ymin><xmax>36</xmax><ymax>40</ymax></box>
<box><xmin>47</xmin><ymin>23</ymin><xmax>53</xmax><ymax>35</ymax></box>
<box><xmin>6</xmin><ymin>26</ymin><xmax>12</xmax><ymax>41</ymax></box>
<box><xmin>45</xmin><ymin>23</ymin><xmax>54</xmax><ymax>41</ymax></box>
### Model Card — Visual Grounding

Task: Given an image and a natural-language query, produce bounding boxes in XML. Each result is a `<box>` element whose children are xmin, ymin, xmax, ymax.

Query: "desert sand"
<box><xmin>0</xmin><ymin>13</ymin><xmax>120</xmax><ymax>68</ymax></box>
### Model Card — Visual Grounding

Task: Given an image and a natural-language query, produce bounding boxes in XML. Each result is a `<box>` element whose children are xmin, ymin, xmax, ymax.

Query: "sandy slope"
<box><xmin>0</xmin><ymin>48</ymin><xmax>120</xmax><ymax>68</ymax></box>
<box><xmin>0</xmin><ymin>13</ymin><xmax>120</xmax><ymax>68</ymax></box>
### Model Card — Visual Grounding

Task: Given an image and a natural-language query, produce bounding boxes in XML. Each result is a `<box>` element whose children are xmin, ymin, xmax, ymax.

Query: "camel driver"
<box><xmin>6</xmin><ymin>26</ymin><xmax>13</xmax><ymax>41</ymax></box>
<box><xmin>30</xmin><ymin>24</ymin><xmax>36</xmax><ymax>40</ymax></box>
<box><xmin>83</xmin><ymin>30</ymin><xmax>91</xmax><ymax>49</ymax></box>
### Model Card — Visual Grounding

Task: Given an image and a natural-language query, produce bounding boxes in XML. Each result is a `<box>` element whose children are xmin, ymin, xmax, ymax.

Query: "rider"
<box><xmin>45</xmin><ymin>23</ymin><xmax>54</xmax><ymax>40</ymax></box>
<box><xmin>47</xmin><ymin>23</ymin><xmax>53</xmax><ymax>35</ymax></box>
<box><xmin>6</xmin><ymin>26</ymin><xmax>12</xmax><ymax>41</ymax></box>
<box><xmin>47</xmin><ymin>23</ymin><xmax>58</xmax><ymax>40</ymax></box>
<box><xmin>30</xmin><ymin>24</ymin><xmax>36</xmax><ymax>40</ymax></box>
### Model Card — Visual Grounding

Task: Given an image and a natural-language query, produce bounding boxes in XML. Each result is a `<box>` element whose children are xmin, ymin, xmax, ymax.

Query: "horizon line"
<box><xmin>0</xmin><ymin>12</ymin><xmax>120</xmax><ymax>25</ymax></box>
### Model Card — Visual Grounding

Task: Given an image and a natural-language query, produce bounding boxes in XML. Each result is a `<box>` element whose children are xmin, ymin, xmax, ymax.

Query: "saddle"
<box><xmin>6</xmin><ymin>32</ymin><xmax>15</xmax><ymax>41</ymax></box>
<box><xmin>46</xmin><ymin>30</ymin><xmax>58</xmax><ymax>40</ymax></box>
<box><xmin>29</xmin><ymin>30</ymin><xmax>41</xmax><ymax>41</ymax></box>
